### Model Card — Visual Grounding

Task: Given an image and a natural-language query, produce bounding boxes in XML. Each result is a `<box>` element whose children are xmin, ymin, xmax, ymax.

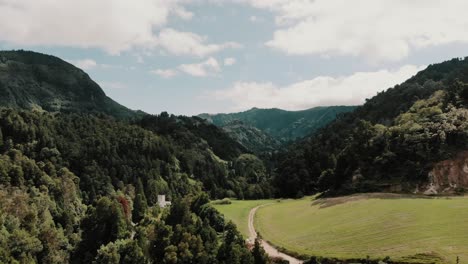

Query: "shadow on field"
<box><xmin>311</xmin><ymin>193</ymin><xmax>441</xmax><ymax>208</ymax></box>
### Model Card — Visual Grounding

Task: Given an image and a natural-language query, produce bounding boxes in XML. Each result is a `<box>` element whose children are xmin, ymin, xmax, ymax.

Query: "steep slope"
<box><xmin>275</xmin><ymin>58</ymin><xmax>468</xmax><ymax>197</ymax></box>
<box><xmin>0</xmin><ymin>50</ymin><xmax>272</xmax><ymax>199</ymax></box>
<box><xmin>221</xmin><ymin>120</ymin><xmax>281</xmax><ymax>153</ymax></box>
<box><xmin>199</xmin><ymin>106</ymin><xmax>356</xmax><ymax>144</ymax></box>
<box><xmin>0</xmin><ymin>50</ymin><xmax>138</xmax><ymax>118</ymax></box>
<box><xmin>0</xmin><ymin>51</ymin><xmax>270</xmax><ymax>263</ymax></box>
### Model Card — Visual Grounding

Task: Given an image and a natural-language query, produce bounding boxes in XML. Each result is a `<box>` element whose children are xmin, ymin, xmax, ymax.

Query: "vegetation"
<box><xmin>274</xmin><ymin>58</ymin><xmax>468</xmax><ymax>197</ymax></box>
<box><xmin>221</xmin><ymin>120</ymin><xmax>282</xmax><ymax>154</ymax></box>
<box><xmin>254</xmin><ymin>195</ymin><xmax>468</xmax><ymax>264</ymax></box>
<box><xmin>3</xmin><ymin>50</ymin><xmax>468</xmax><ymax>263</ymax></box>
<box><xmin>199</xmin><ymin>106</ymin><xmax>356</xmax><ymax>147</ymax></box>
<box><xmin>0</xmin><ymin>50</ymin><xmax>139</xmax><ymax>119</ymax></box>
<box><xmin>212</xmin><ymin>199</ymin><xmax>272</xmax><ymax>237</ymax></box>
<box><xmin>0</xmin><ymin>51</ymin><xmax>273</xmax><ymax>264</ymax></box>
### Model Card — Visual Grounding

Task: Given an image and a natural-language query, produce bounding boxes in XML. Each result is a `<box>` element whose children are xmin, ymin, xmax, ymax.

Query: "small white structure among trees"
<box><xmin>157</xmin><ymin>195</ymin><xmax>171</xmax><ymax>208</ymax></box>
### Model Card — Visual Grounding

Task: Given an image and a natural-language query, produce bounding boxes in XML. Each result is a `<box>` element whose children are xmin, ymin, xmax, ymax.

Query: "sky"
<box><xmin>1</xmin><ymin>0</ymin><xmax>468</xmax><ymax>115</ymax></box>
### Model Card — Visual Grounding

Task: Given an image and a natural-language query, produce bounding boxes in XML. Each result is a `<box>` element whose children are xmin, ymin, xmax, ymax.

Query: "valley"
<box><xmin>0</xmin><ymin>50</ymin><xmax>468</xmax><ymax>264</ymax></box>
<box><xmin>215</xmin><ymin>195</ymin><xmax>468</xmax><ymax>264</ymax></box>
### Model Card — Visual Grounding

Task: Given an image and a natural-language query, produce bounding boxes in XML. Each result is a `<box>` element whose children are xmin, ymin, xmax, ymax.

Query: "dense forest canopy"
<box><xmin>199</xmin><ymin>106</ymin><xmax>356</xmax><ymax>145</ymax></box>
<box><xmin>0</xmin><ymin>51</ymin><xmax>273</xmax><ymax>264</ymax></box>
<box><xmin>0</xmin><ymin>50</ymin><xmax>139</xmax><ymax>119</ymax></box>
<box><xmin>274</xmin><ymin>58</ymin><xmax>468</xmax><ymax>197</ymax></box>
<box><xmin>1</xmin><ymin>50</ymin><xmax>468</xmax><ymax>263</ymax></box>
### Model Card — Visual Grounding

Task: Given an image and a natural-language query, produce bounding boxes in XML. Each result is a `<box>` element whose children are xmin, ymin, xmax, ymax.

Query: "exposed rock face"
<box><xmin>426</xmin><ymin>151</ymin><xmax>468</xmax><ymax>194</ymax></box>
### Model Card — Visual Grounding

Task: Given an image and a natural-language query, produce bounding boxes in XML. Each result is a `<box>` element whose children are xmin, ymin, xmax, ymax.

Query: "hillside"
<box><xmin>199</xmin><ymin>106</ymin><xmax>356</xmax><ymax>144</ymax></box>
<box><xmin>275</xmin><ymin>58</ymin><xmax>468</xmax><ymax>197</ymax></box>
<box><xmin>0</xmin><ymin>51</ymin><xmax>272</xmax><ymax>264</ymax></box>
<box><xmin>221</xmin><ymin>120</ymin><xmax>282</xmax><ymax>153</ymax></box>
<box><xmin>0</xmin><ymin>50</ymin><xmax>138</xmax><ymax>119</ymax></box>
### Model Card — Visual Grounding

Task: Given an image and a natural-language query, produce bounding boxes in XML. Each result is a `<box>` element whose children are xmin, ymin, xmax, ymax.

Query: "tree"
<box><xmin>0</xmin><ymin>128</ymin><xmax>3</xmax><ymax>150</ymax></box>
<box><xmin>252</xmin><ymin>238</ymin><xmax>269</xmax><ymax>264</ymax></box>
<box><xmin>74</xmin><ymin>197</ymin><xmax>129</xmax><ymax>263</ymax></box>
<box><xmin>132</xmin><ymin>194</ymin><xmax>147</xmax><ymax>223</ymax></box>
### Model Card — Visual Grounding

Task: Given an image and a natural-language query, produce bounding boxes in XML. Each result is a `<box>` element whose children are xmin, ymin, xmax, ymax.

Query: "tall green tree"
<box><xmin>132</xmin><ymin>193</ymin><xmax>147</xmax><ymax>223</ymax></box>
<box><xmin>252</xmin><ymin>238</ymin><xmax>269</xmax><ymax>264</ymax></box>
<box><xmin>0</xmin><ymin>128</ymin><xmax>4</xmax><ymax>150</ymax></box>
<box><xmin>74</xmin><ymin>197</ymin><xmax>129</xmax><ymax>263</ymax></box>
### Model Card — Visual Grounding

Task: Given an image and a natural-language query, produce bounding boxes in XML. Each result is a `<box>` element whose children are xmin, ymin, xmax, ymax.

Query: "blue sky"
<box><xmin>1</xmin><ymin>0</ymin><xmax>468</xmax><ymax>115</ymax></box>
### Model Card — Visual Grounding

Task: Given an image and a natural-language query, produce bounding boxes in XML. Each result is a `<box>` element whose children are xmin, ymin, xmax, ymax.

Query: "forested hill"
<box><xmin>199</xmin><ymin>106</ymin><xmax>356</xmax><ymax>144</ymax></box>
<box><xmin>0</xmin><ymin>51</ymin><xmax>273</xmax><ymax>264</ymax></box>
<box><xmin>0</xmin><ymin>50</ymin><xmax>139</xmax><ymax>119</ymax></box>
<box><xmin>275</xmin><ymin>57</ymin><xmax>468</xmax><ymax>198</ymax></box>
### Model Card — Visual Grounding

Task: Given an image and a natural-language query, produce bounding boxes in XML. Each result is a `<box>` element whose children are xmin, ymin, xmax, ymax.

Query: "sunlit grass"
<box><xmin>254</xmin><ymin>194</ymin><xmax>468</xmax><ymax>264</ymax></box>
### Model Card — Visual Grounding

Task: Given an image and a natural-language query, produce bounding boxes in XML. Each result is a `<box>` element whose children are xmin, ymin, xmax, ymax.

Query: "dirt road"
<box><xmin>248</xmin><ymin>205</ymin><xmax>303</xmax><ymax>264</ymax></box>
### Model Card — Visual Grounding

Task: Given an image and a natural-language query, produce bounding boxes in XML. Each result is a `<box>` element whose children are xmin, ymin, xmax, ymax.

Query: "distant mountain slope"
<box><xmin>275</xmin><ymin>57</ymin><xmax>468</xmax><ymax>197</ymax></box>
<box><xmin>221</xmin><ymin>120</ymin><xmax>282</xmax><ymax>153</ymax></box>
<box><xmin>0</xmin><ymin>50</ymin><xmax>139</xmax><ymax>119</ymax></box>
<box><xmin>199</xmin><ymin>106</ymin><xmax>356</xmax><ymax>144</ymax></box>
<box><xmin>0</xmin><ymin>50</ymin><xmax>272</xmax><ymax>199</ymax></box>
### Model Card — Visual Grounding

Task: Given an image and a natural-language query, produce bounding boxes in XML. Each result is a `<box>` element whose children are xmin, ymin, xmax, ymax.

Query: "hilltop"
<box><xmin>0</xmin><ymin>50</ymin><xmax>139</xmax><ymax>119</ymax></box>
<box><xmin>275</xmin><ymin>57</ymin><xmax>468</xmax><ymax>197</ymax></box>
<box><xmin>199</xmin><ymin>106</ymin><xmax>356</xmax><ymax>151</ymax></box>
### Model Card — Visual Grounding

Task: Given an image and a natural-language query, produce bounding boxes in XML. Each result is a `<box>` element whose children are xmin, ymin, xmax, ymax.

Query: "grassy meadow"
<box><xmin>256</xmin><ymin>194</ymin><xmax>468</xmax><ymax>263</ymax></box>
<box><xmin>215</xmin><ymin>194</ymin><xmax>468</xmax><ymax>263</ymax></box>
<box><xmin>212</xmin><ymin>199</ymin><xmax>272</xmax><ymax>237</ymax></box>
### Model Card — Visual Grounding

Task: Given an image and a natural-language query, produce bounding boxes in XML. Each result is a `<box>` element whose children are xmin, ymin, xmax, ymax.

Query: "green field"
<box><xmin>214</xmin><ymin>194</ymin><xmax>468</xmax><ymax>264</ymax></box>
<box><xmin>212</xmin><ymin>199</ymin><xmax>272</xmax><ymax>237</ymax></box>
<box><xmin>254</xmin><ymin>194</ymin><xmax>468</xmax><ymax>263</ymax></box>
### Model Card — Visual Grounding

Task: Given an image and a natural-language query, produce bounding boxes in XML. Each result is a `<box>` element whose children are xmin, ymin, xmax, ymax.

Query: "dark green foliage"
<box><xmin>75</xmin><ymin>197</ymin><xmax>129</xmax><ymax>263</ymax></box>
<box><xmin>0</xmin><ymin>50</ymin><xmax>140</xmax><ymax>119</ymax></box>
<box><xmin>0</xmin><ymin>127</ymin><xmax>3</xmax><ymax>150</ymax></box>
<box><xmin>94</xmin><ymin>239</ymin><xmax>145</xmax><ymax>264</ymax></box>
<box><xmin>275</xmin><ymin>57</ymin><xmax>468</xmax><ymax>197</ymax></box>
<box><xmin>137</xmin><ymin>112</ymin><xmax>274</xmax><ymax>199</ymax></box>
<box><xmin>221</xmin><ymin>120</ymin><xmax>282</xmax><ymax>153</ymax></box>
<box><xmin>132</xmin><ymin>194</ymin><xmax>147</xmax><ymax>223</ymax></box>
<box><xmin>252</xmin><ymin>238</ymin><xmax>270</xmax><ymax>264</ymax></box>
<box><xmin>0</xmin><ymin>50</ymin><xmax>270</xmax><ymax>264</ymax></box>
<box><xmin>0</xmin><ymin>108</ymin><xmax>265</xmax><ymax>263</ymax></box>
<box><xmin>199</xmin><ymin>106</ymin><xmax>356</xmax><ymax>144</ymax></box>
<box><xmin>217</xmin><ymin>222</ymin><xmax>255</xmax><ymax>264</ymax></box>
<box><xmin>137</xmin><ymin>113</ymin><xmax>247</xmax><ymax>160</ymax></box>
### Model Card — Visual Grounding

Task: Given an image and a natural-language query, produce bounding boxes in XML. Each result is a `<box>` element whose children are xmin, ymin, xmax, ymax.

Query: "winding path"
<box><xmin>248</xmin><ymin>205</ymin><xmax>303</xmax><ymax>264</ymax></box>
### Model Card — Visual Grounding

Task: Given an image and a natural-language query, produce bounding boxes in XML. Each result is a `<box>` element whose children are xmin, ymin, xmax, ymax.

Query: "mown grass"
<box><xmin>254</xmin><ymin>194</ymin><xmax>468</xmax><ymax>264</ymax></box>
<box><xmin>212</xmin><ymin>199</ymin><xmax>272</xmax><ymax>237</ymax></box>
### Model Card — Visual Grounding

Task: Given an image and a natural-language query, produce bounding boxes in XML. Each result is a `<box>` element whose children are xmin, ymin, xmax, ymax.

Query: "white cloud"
<box><xmin>213</xmin><ymin>64</ymin><xmax>425</xmax><ymax>111</ymax></box>
<box><xmin>178</xmin><ymin>57</ymin><xmax>221</xmax><ymax>77</ymax></box>
<box><xmin>172</xmin><ymin>6</ymin><xmax>194</xmax><ymax>20</ymax></box>
<box><xmin>242</xmin><ymin>0</ymin><xmax>468</xmax><ymax>62</ymax></box>
<box><xmin>151</xmin><ymin>69</ymin><xmax>178</xmax><ymax>78</ymax></box>
<box><xmin>157</xmin><ymin>28</ymin><xmax>242</xmax><ymax>57</ymax></box>
<box><xmin>0</xmin><ymin>0</ymin><xmax>191</xmax><ymax>54</ymax></box>
<box><xmin>67</xmin><ymin>59</ymin><xmax>97</xmax><ymax>70</ymax></box>
<box><xmin>224</xmin><ymin>57</ymin><xmax>236</xmax><ymax>66</ymax></box>
<box><xmin>0</xmin><ymin>0</ymin><xmax>235</xmax><ymax>57</ymax></box>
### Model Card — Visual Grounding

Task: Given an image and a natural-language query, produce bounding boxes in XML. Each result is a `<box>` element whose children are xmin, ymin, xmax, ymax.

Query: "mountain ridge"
<box><xmin>199</xmin><ymin>105</ymin><xmax>357</xmax><ymax>148</ymax></box>
<box><xmin>0</xmin><ymin>50</ymin><xmax>140</xmax><ymax>119</ymax></box>
<box><xmin>274</xmin><ymin>57</ymin><xmax>468</xmax><ymax>197</ymax></box>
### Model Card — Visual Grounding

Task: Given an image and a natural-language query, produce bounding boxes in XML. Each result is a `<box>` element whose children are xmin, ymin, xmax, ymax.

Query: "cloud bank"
<box><xmin>0</xmin><ymin>0</ymin><xmax>238</xmax><ymax>57</ymax></box>
<box><xmin>243</xmin><ymin>0</ymin><xmax>468</xmax><ymax>62</ymax></box>
<box><xmin>213</xmin><ymin>64</ymin><xmax>426</xmax><ymax>111</ymax></box>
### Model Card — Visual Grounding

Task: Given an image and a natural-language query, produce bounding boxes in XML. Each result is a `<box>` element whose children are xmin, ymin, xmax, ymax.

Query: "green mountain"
<box><xmin>0</xmin><ymin>51</ymin><xmax>271</xmax><ymax>264</ymax></box>
<box><xmin>199</xmin><ymin>106</ymin><xmax>357</xmax><ymax>145</ymax></box>
<box><xmin>0</xmin><ymin>50</ymin><xmax>139</xmax><ymax>118</ymax></box>
<box><xmin>275</xmin><ymin>57</ymin><xmax>468</xmax><ymax>197</ymax></box>
<box><xmin>220</xmin><ymin>120</ymin><xmax>282</xmax><ymax>153</ymax></box>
